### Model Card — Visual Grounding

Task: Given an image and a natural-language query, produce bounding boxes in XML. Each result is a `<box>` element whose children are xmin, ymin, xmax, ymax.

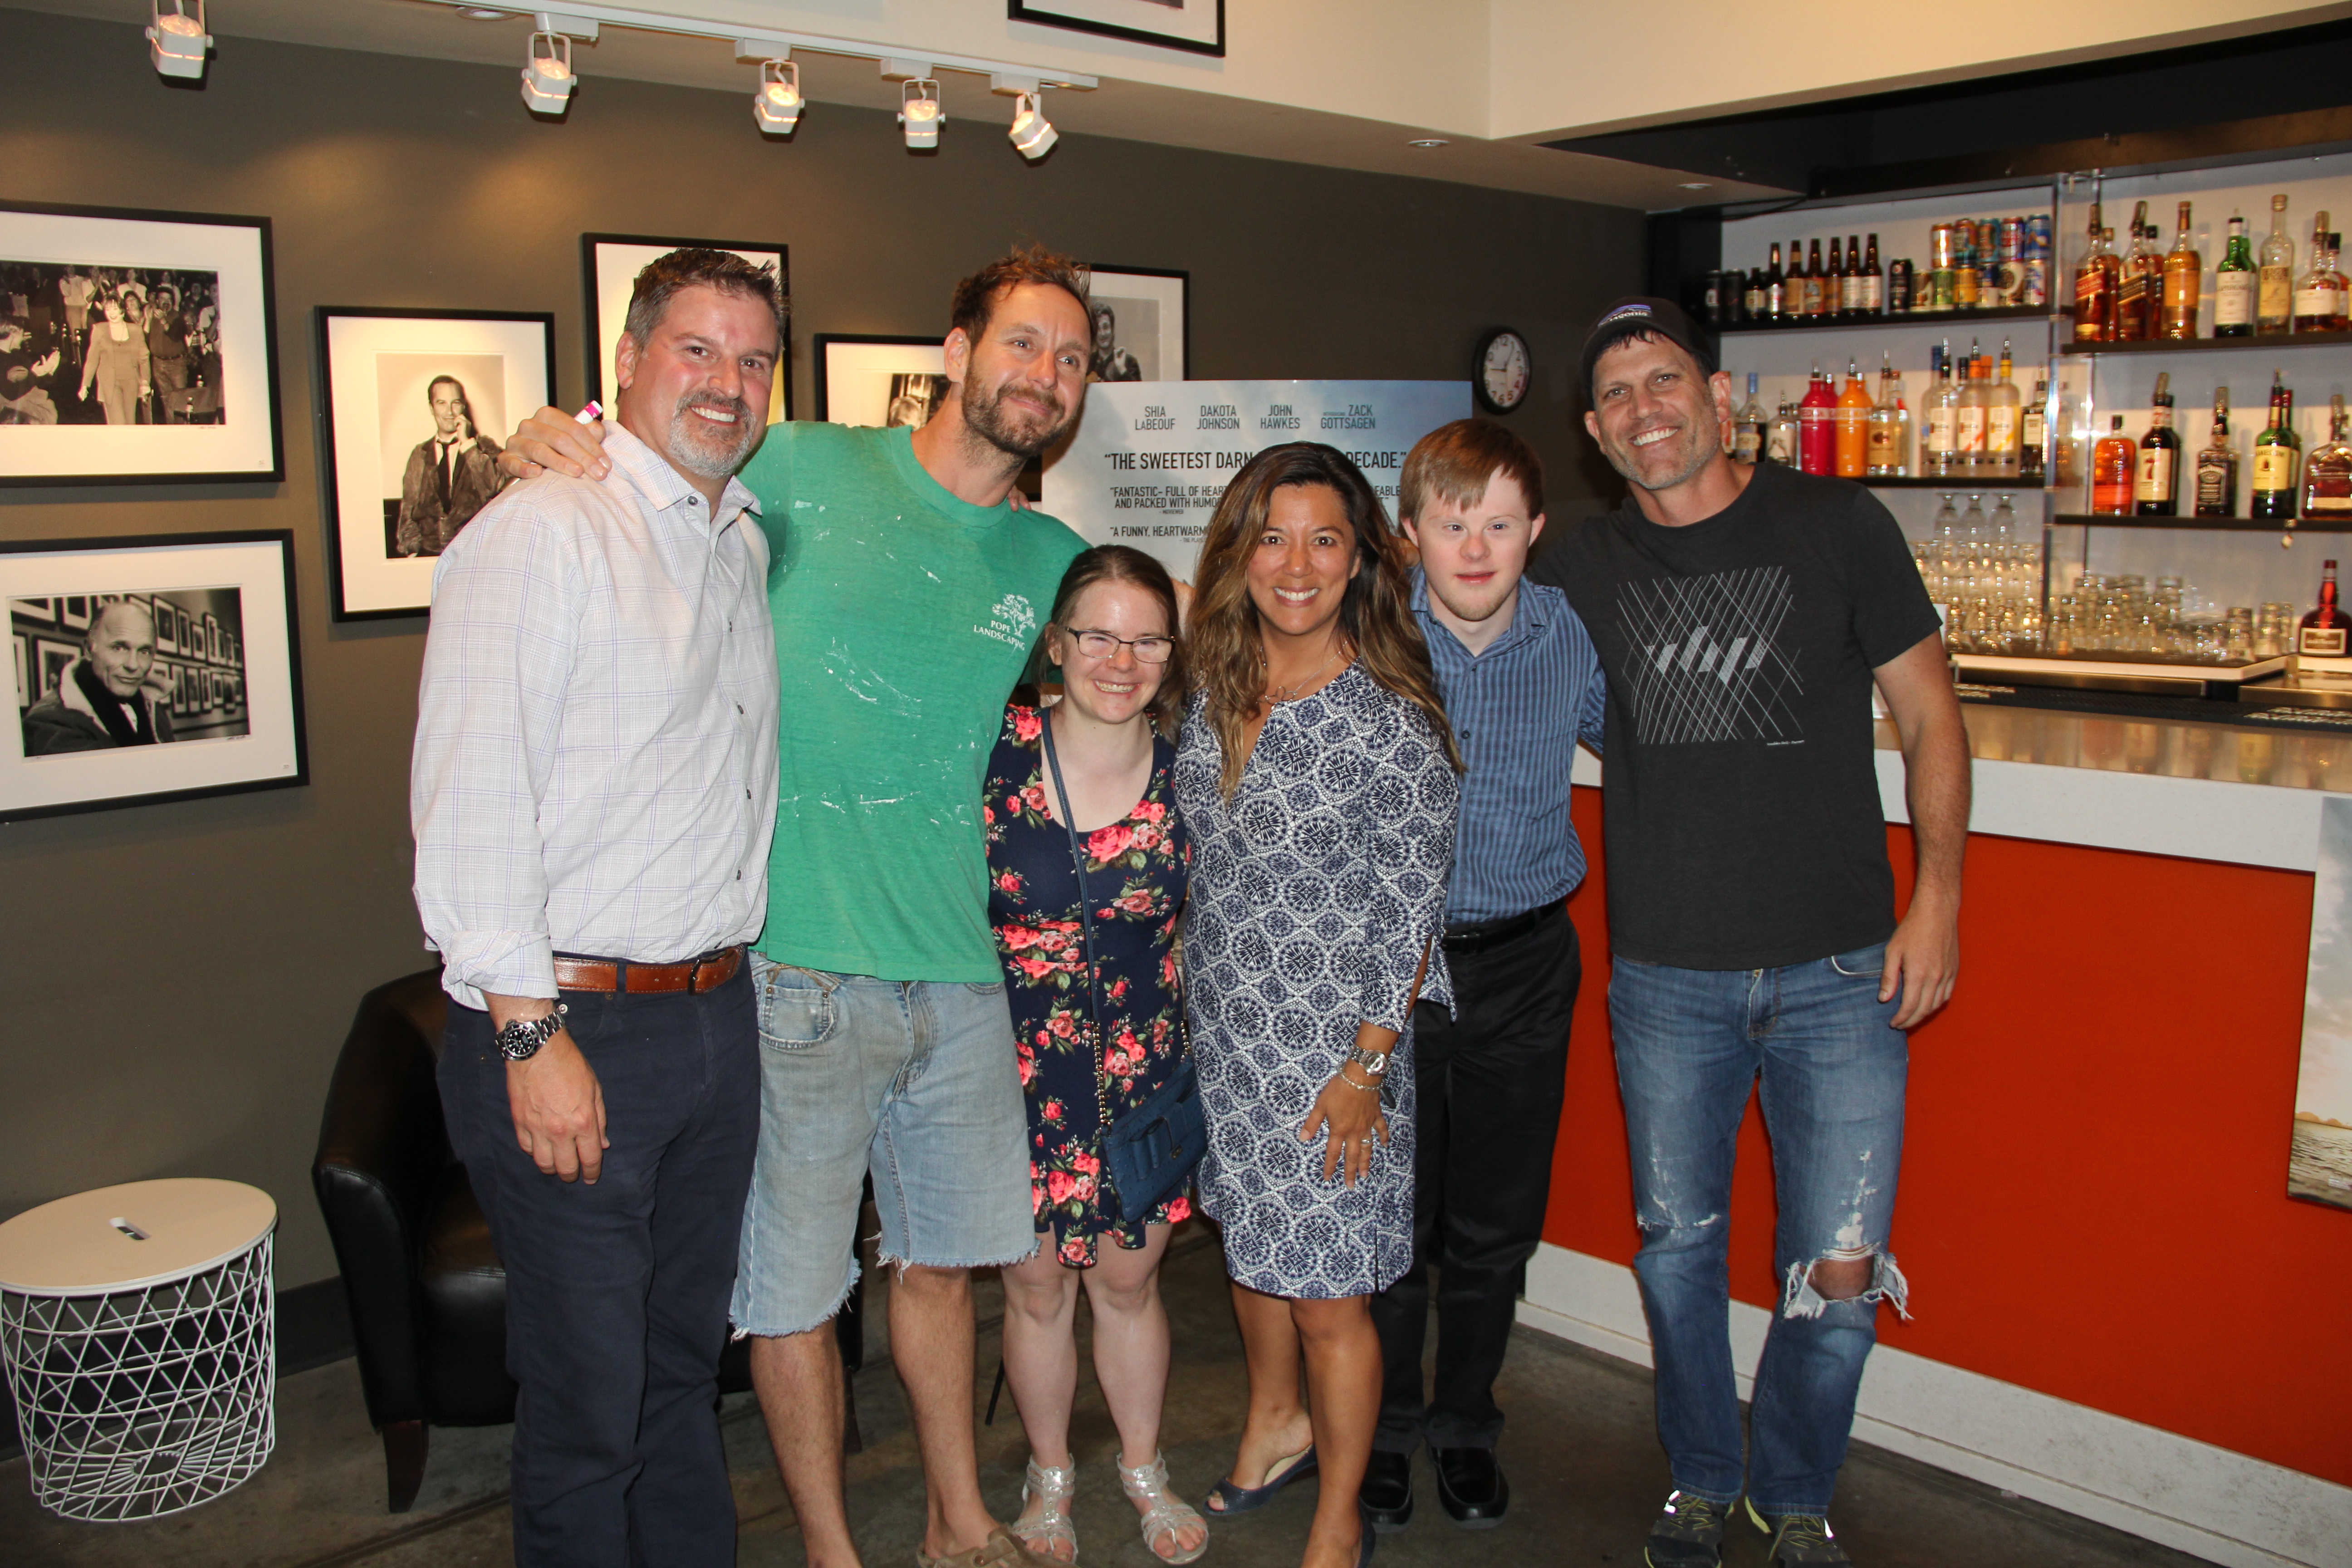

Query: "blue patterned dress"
<box><xmin>1174</xmin><ymin>665</ymin><xmax>1459</xmax><ymax>1299</ymax></box>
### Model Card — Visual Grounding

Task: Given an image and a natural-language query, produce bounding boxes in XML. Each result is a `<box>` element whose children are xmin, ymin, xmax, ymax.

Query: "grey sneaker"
<box><xmin>1644</xmin><ymin>1489</ymin><xmax>1730</xmax><ymax>1567</ymax></box>
<box><xmin>1745</xmin><ymin>1498</ymin><xmax>1854</xmax><ymax>1565</ymax></box>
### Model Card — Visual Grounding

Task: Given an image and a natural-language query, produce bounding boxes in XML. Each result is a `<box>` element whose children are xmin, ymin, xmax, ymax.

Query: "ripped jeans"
<box><xmin>1610</xmin><ymin>945</ymin><xmax>1911</xmax><ymax>1517</ymax></box>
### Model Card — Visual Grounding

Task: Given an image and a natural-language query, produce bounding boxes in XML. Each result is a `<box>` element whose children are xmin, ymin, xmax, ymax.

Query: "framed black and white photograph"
<box><xmin>1084</xmin><ymin>265</ymin><xmax>1188</xmax><ymax>382</ymax></box>
<box><xmin>317</xmin><ymin>307</ymin><xmax>557</xmax><ymax>621</ymax></box>
<box><xmin>3</xmin><ymin>531</ymin><xmax>307</xmax><ymax>823</ymax></box>
<box><xmin>0</xmin><ymin>201</ymin><xmax>281</xmax><ymax>485</ymax></box>
<box><xmin>815</xmin><ymin>333</ymin><xmax>945</xmax><ymax>427</ymax></box>
<box><xmin>583</xmin><ymin>233</ymin><xmax>789</xmax><ymax>422</ymax></box>
<box><xmin>1009</xmin><ymin>0</ymin><xmax>1223</xmax><ymax>56</ymax></box>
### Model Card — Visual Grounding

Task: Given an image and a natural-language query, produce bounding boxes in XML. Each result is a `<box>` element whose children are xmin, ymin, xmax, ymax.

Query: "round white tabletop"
<box><xmin>0</xmin><ymin>1179</ymin><xmax>277</xmax><ymax>1296</ymax></box>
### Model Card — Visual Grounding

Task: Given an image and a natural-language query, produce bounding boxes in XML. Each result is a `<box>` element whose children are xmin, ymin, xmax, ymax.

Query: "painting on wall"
<box><xmin>317</xmin><ymin>307</ymin><xmax>556</xmax><ymax>620</ymax></box>
<box><xmin>1083</xmin><ymin>265</ymin><xmax>1188</xmax><ymax>383</ymax></box>
<box><xmin>0</xmin><ymin>200</ymin><xmax>282</xmax><ymax>485</ymax></box>
<box><xmin>2294</xmin><ymin>796</ymin><xmax>2352</xmax><ymax>1211</ymax></box>
<box><xmin>2</xmin><ymin>531</ymin><xmax>305</xmax><ymax>823</ymax></box>
<box><xmin>583</xmin><ymin>233</ymin><xmax>789</xmax><ymax>422</ymax></box>
<box><xmin>1009</xmin><ymin>0</ymin><xmax>1223</xmax><ymax>56</ymax></box>
<box><xmin>815</xmin><ymin>333</ymin><xmax>945</xmax><ymax>428</ymax></box>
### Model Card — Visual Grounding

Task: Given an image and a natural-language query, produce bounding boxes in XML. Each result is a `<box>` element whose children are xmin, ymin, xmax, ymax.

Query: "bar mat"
<box><xmin>1952</xmin><ymin>682</ymin><xmax>2352</xmax><ymax>733</ymax></box>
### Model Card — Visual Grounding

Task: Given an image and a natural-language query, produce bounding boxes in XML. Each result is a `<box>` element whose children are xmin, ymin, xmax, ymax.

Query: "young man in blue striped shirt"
<box><xmin>1364</xmin><ymin>419</ymin><xmax>1605</xmax><ymax>1531</ymax></box>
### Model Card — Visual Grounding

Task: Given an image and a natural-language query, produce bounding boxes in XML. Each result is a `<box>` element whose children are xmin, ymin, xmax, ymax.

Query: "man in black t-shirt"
<box><xmin>1527</xmin><ymin>299</ymin><xmax>1968</xmax><ymax>1568</ymax></box>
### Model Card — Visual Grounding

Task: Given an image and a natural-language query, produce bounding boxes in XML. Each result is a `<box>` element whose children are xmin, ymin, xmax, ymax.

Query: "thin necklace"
<box><xmin>1265</xmin><ymin>645</ymin><xmax>1340</xmax><ymax>704</ymax></box>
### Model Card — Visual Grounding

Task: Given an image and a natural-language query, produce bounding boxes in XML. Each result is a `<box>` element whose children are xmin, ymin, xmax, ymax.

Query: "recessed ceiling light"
<box><xmin>1408</xmin><ymin>138</ymin><xmax>1449</xmax><ymax>148</ymax></box>
<box><xmin>1679</xmin><ymin>181</ymin><xmax>1713</xmax><ymax>190</ymax></box>
<box><xmin>454</xmin><ymin>6</ymin><xmax>513</xmax><ymax>16</ymax></box>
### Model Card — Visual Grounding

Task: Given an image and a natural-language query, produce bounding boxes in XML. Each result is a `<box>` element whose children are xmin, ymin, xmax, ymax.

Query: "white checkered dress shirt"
<box><xmin>411</xmin><ymin>422</ymin><xmax>780</xmax><ymax>1009</ymax></box>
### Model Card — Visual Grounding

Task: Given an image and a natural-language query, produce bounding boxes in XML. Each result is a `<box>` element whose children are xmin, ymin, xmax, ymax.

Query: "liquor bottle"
<box><xmin>1804</xmin><ymin>238</ymin><xmax>1827</xmax><ymax>316</ymax></box>
<box><xmin>1799</xmin><ymin>363</ymin><xmax>1837</xmax><ymax>474</ymax></box>
<box><xmin>2074</xmin><ymin>206</ymin><xmax>2118</xmax><ymax>341</ymax></box>
<box><xmin>2294</xmin><ymin>224</ymin><xmax>2348</xmax><ymax>333</ymax></box>
<box><xmin>2194</xmin><ymin>387</ymin><xmax>2237</xmax><ymax>517</ymax></box>
<box><xmin>2162</xmin><ymin>201</ymin><xmax>2201</xmax><ymax>338</ymax></box>
<box><xmin>1861</xmin><ymin>234</ymin><xmax>1883</xmax><ymax>316</ymax></box>
<box><xmin>2117</xmin><ymin>204</ymin><xmax>2159</xmax><ymax>341</ymax></box>
<box><xmin>2134</xmin><ymin>371</ymin><xmax>2181</xmax><ymax>515</ymax></box>
<box><xmin>2213</xmin><ymin>214</ymin><xmax>2255</xmax><ymax>337</ymax></box>
<box><xmin>2304</xmin><ymin>394</ymin><xmax>2352</xmax><ymax>519</ymax></box>
<box><xmin>1764</xmin><ymin>242</ymin><xmax>1788</xmax><ymax>320</ymax></box>
<box><xmin>1867</xmin><ymin>355</ymin><xmax>1906</xmax><ymax>477</ymax></box>
<box><xmin>1766</xmin><ymin>397</ymin><xmax>1800</xmax><ymax>466</ymax></box>
<box><xmin>1734</xmin><ymin>372</ymin><xmax>1767</xmax><ymax>465</ymax></box>
<box><xmin>2259</xmin><ymin>193</ymin><xmax>2295</xmax><ymax>333</ymax></box>
<box><xmin>1955</xmin><ymin>343</ymin><xmax>1989</xmax><ymax>471</ymax></box>
<box><xmin>1834</xmin><ymin>358</ymin><xmax>1871</xmax><ymax>478</ymax></box>
<box><xmin>2252</xmin><ymin>373</ymin><xmax>2301</xmax><ymax>522</ymax></box>
<box><xmin>2298</xmin><ymin>559</ymin><xmax>2352</xmax><ymax>656</ymax></box>
<box><xmin>1923</xmin><ymin>343</ymin><xmax>1959</xmax><ymax>477</ymax></box>
<box><xmin>1742</xmin><ymin>265</ymin><xmax>1767</xmax><ymax>322</ymax></box>
<box><xmin>2020</xmin><ymin>377</ymin><xmax>2049</xmax><ymax>484</ymax></box>
<box><xmin>1985</xmin><ymin>340</ymin><xmax>2023</xmax><ymax>478</ymax></box>
<box><xmin>2092</xmin><ymin>415</ymin><xmax>2136</xmax><ymax>515</ymax></box>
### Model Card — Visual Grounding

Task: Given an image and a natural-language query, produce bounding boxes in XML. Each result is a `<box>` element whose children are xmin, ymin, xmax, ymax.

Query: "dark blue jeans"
<box><xmin>1609</xmin><ymin>945</ymin><xmax>1911</xmax><ymax>1518</ymax></box>
<box><xmin>439</xmin><ymin>965</ymin><xmax>759</xmax><ymax>1568</ymax></box>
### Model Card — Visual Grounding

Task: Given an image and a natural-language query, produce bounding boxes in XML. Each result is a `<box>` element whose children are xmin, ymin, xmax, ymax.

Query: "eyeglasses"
<box><xmin>1063</xmin><ymin>628</ymin><xmax>1174</xmax><ymax>664</ymax></box>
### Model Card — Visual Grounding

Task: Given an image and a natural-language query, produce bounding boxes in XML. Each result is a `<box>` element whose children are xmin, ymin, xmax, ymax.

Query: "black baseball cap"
<box><xmin>1579</xmin><ymin>296</ymin><xmax>1716</xmax><ymax>401</ymax></box>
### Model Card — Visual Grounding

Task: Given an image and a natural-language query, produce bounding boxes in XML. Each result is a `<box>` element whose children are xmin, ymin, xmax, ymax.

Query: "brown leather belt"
<box><xmin>553</xmin><ymin>946</ymin><xmax>745</xmax><ymax>995</ymax></box>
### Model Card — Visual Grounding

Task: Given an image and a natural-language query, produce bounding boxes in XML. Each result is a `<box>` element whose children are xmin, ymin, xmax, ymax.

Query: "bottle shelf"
<box><xmin>2057</xmin><ymin>331</ymin><xmax>2352</xmax><ymax>358</ymax></box>
<box><xmin>2052</xmin><ymin>511</ymin><xmax>2352</xmax><ymax>532</ymax></box>
<box><xmin>1864</xmin><ymin>475</ymin><xmax>2045</xmax><ymax>489</ymax></box>
<box><xmin>1716</xmin><ymin>304</ymin><xmax>2054</xmax><ymax>337</ymax></box>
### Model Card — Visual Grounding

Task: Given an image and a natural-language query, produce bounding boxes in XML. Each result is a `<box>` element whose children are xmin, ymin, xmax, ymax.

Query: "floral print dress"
<box><xmin>985</xmin><ymin>703</ymin><xmax>1193</xmax><ymax>1266</ymax></box>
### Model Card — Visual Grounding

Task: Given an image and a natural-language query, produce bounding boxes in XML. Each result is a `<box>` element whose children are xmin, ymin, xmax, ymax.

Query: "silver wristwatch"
<box><xmin>1342</xmin><ymin>1043</ymin><xmax>1391</xmax><ymax>1078</ymax></box>
<box><xmin>495</xmin><ymin>1004</ymin><xmax>568</xmax><ymax>1062</ymax></box>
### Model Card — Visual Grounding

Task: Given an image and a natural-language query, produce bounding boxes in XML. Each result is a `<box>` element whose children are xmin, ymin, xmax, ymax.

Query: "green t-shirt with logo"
<box><xmin>741</xmin><ymin>421</ymin><xmax>1086</xmax><ymax>981</ymax></box>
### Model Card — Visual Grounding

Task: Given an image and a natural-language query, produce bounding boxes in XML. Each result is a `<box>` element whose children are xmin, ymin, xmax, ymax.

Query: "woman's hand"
<box><xmin>1300</xmin><ymin>1064</ymin><xmax>1388</xmax><ymax>1188</ymax></box>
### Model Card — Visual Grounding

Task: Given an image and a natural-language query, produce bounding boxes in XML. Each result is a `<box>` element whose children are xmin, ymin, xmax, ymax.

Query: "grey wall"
<box><xmin>0</xmin><ymin>8</ymin><xmax>1642</xmax><ymax>1286</ymax></box>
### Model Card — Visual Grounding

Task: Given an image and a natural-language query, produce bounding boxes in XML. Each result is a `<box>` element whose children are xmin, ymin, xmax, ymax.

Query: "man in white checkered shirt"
<box><xmin>411</xmin><ymin>250</ymin><xmax>785</xmax><ymax>1568</ymax></box>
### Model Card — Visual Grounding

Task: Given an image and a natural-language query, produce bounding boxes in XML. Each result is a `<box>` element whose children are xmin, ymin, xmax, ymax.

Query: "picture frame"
<box><xmin>814</xmin><ymin>333</ymin><xmax>947</xmax><ymax>428</ymax></box>
<box><xmin>0</xmin><ymin>200</ymin><xmax>282</xmax><ymax>486</ymax></box>
<box><xmin>1009</xmin><ymin>0</ymin><xmax>1223</xmax><ymax>57</ymax></box>
<box><xmin>3</xmin><ymin>531</ymin><xmax>308</xmax><ymax>823</ymax></box>
<box><xmin>582</xmin><ymin>233</ymin><xmax>789</xmax><ymax>422</ymax></box>
<box><xmin>1083</xmin><ymin>265</ymin><xmax>1189</xmax><ymax>383</ymax></box>
<box><xmin>316</xmin><ymin>307</ymin><xmax>558</xmax><ymax>621</ymax></box>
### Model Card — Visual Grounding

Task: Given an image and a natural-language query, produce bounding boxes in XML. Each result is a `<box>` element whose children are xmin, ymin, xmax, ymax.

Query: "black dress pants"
<box><xmin>1370</xmin><ymin>907</ymin><xmax>1580</xmax><ymax>1454</ymax></box>
<box><xmin>439</xmin><ymin>964</ymin><xmax>760</xmax><ymax>1568</ymax></box>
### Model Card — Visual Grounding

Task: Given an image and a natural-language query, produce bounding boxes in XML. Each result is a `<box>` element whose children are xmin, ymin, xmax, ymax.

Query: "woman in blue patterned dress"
<box><xmin>1176</xmin><ymin>445</ymin><xmax>1461</xmax><ymax>1568</ymax></box>
<box><xmin>986</xmin><ymin>546</ymin><xmax>1209</xmax><ymax>1566</ymax></box>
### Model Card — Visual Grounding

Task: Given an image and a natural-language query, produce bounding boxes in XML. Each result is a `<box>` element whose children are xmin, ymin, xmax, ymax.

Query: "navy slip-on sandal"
<box><xmin>1203</xmin><ymin>1445</ymin><xmax>1318</xmax><ymax>1516</ymax></box>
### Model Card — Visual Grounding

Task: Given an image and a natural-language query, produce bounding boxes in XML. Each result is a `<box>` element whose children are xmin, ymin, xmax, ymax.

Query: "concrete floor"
<box><xmin>0</xmin><ymin>1229</ymin><xmax>2214</xmax><ymax>1568</ymax></box>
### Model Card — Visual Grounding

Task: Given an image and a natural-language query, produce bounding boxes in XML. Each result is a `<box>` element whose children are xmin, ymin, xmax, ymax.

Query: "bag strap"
<box><xmin>1039</xmin><ymin>712</ymin><xmax>1113</xmax><ymax>1143</ymax></box>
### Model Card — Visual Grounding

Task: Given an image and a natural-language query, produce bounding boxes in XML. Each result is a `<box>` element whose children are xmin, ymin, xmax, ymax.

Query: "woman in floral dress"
<box><xmin>986</xmin><ymin>545</ymin><xmax>1208</xmax><ymax>1566</ymax></box>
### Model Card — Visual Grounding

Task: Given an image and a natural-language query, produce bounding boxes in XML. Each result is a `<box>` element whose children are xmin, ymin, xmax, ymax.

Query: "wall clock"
<box><xmin>1475</xmin><ymin>328</ymin><xmax>1531</xmax><ymax>414</ymax></box>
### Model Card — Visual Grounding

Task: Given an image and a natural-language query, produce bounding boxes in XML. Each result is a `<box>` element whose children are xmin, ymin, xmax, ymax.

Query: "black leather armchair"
<box><xmin>312</xmin><ymin>969</ymin><xmax>862</xmax><ymax>1512</ymax></box>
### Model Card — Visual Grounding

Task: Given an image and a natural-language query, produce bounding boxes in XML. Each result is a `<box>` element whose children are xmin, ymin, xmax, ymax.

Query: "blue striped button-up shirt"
<box><xmin>1414</xmin><ymin>567</ymin><xmax>1606</xmax><ymax>925</ymax></box>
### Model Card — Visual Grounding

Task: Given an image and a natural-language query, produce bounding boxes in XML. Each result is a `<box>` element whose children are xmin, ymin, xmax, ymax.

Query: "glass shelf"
<box><xmin>1717</xmin><ymin>304</ymin><xmax>2053</xmax><ymax>337</ymax></box>
<box><xmin>1864</xmin><ymin>475</ymin><xmax>2044</xmax><ymax>489</ymax></box>
<box><xmin>2052</xmin><ymin>512</ymin><xmax>2352</xmax><ymax>531</ymax></box>
<box><xmin>2057</xmin><ymin>332</ymin><xmax>2352</xmax><ymax>358</ymax></box>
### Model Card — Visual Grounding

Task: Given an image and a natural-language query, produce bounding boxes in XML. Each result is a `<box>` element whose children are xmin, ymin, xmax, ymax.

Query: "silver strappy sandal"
<box><xmin>1119</xmin><ymin>1450</ymin><xmax>1209</xmax><ymax>1566</ymax></box>
<box><xmin>1010</xmin><ymin>1456</ymin><xmax>1078</xmax><ymax>1564</ymax></box>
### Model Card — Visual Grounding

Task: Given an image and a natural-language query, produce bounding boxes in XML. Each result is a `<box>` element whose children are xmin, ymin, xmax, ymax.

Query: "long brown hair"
<box><xmin>1021</xmin><ymin>544</ymin><xmax>1186</xmax><ymax>731</ymax></box>
<box><xmin>1188</xmin><ymin>443</ymin><xmax>1461</xmax><ymax>796</ymax></box>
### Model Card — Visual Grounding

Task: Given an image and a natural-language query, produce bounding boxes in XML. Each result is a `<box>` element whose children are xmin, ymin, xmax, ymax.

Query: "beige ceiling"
<box><xmin>3</xmin><ymin>0</ymin><xmax>1793</xmax><ymax>209</ymax></box>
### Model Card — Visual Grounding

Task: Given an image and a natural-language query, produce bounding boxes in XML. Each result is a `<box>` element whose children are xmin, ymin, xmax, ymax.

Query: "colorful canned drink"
<box><xmin>1930</xmin><ymin>223</ymin><xmax>1957</xmax><ymax>270</ymax></box>
<box><xmin>2024</xmin><ymin>213</ymin><xmax>2053</xmax><ymax>260</ymax></box>
<box><xmin>2020</xmin><ymin>255</ymin><xmax>2049</xmax><ymax>308</ymax></box>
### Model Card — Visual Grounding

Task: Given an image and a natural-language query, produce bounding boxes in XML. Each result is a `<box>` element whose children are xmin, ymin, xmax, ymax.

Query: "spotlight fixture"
<box><xmin>520</xmin><ymin>30</ymin><xmax>575</xmax><ymax>115</ymax></box>
<box><xmin>753</xmin><ymin>58</ymin><xmax>801</xmax><ymax>134</ymax></box>
<box><xmin>1007</xmin><ymin>91</ymin><xmax>1056</xmax><ymax>160</ymax></box>
<box><xmin>1407</xmin><ymin>138</ymin><xmax>1449</xmax><ymax>149</ymax></box>
<box><xmin>1679</xmin><ymin>181</ymin><xmax>1714</xmax><ymax>190</ymax></box>
<box><xmin>147</xmin><ymin>0</ymin><xmax>211</xmax><ymax>82</ymax></box>
<box><xmin>899</xmin><ymin>78</ymin><xmax>943</xmax><ymax>149</ymax></box>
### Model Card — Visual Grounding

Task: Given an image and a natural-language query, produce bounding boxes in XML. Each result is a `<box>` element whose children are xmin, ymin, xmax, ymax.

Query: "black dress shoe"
<box><xmin>1433</xmin><ymin>1446</ymin><xmax>1509</xmax><ymax>1529</ymax></box>
<box><xmin>1358</xmin><ymin>1449</ymin><xmax>1414</xmax><ymax>1533</ymax></box>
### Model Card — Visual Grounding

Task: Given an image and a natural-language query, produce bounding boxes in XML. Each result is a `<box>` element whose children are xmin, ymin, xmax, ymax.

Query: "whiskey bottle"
<box><xmin>1733</xmin><ymin>372</ymin><xmax>1767</xmax><ymax>465</ymax></box>
<box><xmin>2213</xmin><ymin>213</ymin><xmax>2255</xmax><ymax>336</ymax></box>
<box><xmin>2259</xmin><ymin>193</ymin><xmax>2295</xmax><ymax>333</ymax></box>
<box><xmin>1766</xmin><ymin>398</ymin><xmax>1800</xmax><ymax>466</ymax></box>
<box><xmin>2194</xmin><ymin>388</ymin><xmax>2237</xmax><ymax>517</ymax></box>
<box><xmin>2161</xmin><ymin>201</ymin><xmax>2201</xmax><ymax>338</ymax></box>
<box><xmin>2117</xmin><ymin>204</ymin><xmax>2160</xmax><ymax>341</ymax></box>
<box><xmin>2304</xmin><ymin>393</ymin><xmax>2352</xmax><ymax>519</ymax></box>
<box><xmin>2092</xmin><ymin>415</ymin><xmax>2136</xmax><ymax>515</ymax></box>
<box><xmin>2251</xmin><ymin>373</ymin><xmax>2301</xmax><ymax>522</ymax></box>
<box><xmin>2134</xmin><ymin>372</ymin><xmax>2180</xmax><ymax>515</ymax></box>
<box><xmin>2073</xmin><ymin>209</ymin><xmax>2118</xmax><ymax>341</ymax></box>
<box><xmin>2293</xmin><ymin>226</ymin><xmax>2348</xmax><ymax>333</ymax></box>
<box><xmin>2020</xmin><ymin>377</ymin><xmax>2049</xmax><ymax>484</ymax></box>
<box><xmin>2298</xmin><ymin>559</ymin><xmax>2352</xmax><ymax>657</ymax></box>
<box><xmin>1867</xmin><ymin>355</ymin><xmax>1908</xmax><ymax>477</ymax></box>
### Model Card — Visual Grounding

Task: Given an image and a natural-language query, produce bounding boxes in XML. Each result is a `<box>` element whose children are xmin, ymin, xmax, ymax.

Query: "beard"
<box><xmin>666</xmin><ymin>388</ymin><xmax>760</xmax><ymax>480</ymax></box>
<box><xmin>960</xmin><ymin>374</ymin><xmax>1069</xmax><ymax>460</ymax></box>
<box><xmin>1600</xmin><ymin>416</ymin><xmax>1717</xmax><ymax>494</ymax></box>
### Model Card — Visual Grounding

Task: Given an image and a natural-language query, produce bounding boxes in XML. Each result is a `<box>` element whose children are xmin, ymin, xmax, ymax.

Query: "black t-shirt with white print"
<box><xmin>1527</xmin><ymin>461</ymin><xmax>1942</xmax><ymax>970</ymax></box>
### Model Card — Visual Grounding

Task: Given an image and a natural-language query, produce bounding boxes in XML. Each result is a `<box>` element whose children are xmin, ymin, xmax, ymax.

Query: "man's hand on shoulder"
<box><xmin>496</xmin><ymin>406</ymin><xmax>612</xmax><ymax>484</ymax></box>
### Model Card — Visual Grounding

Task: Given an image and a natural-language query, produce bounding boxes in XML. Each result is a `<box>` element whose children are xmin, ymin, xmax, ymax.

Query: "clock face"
<box><xmin>1478</xmin><ymin>330</ymin><xmax>1530</xmax><ymax>413</ymax></box>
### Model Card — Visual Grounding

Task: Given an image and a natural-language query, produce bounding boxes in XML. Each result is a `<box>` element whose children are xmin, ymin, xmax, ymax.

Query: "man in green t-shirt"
<box><xmin>505</xmin><ymin>248</ymin><xmax>1093</xmax><ymax>1568</ymax></box>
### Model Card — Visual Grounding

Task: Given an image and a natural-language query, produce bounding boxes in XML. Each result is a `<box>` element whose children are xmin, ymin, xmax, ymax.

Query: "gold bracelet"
<box><xmin>1336</xmin><ymin>1067</ymin><xmax>1380</xmax><ymax>1093</ymax></box>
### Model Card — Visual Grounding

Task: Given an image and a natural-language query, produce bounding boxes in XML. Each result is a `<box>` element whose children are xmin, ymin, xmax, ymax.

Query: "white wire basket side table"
<box><xmin>0</xmin><ymin>1179</ymin><xmax>278</xmax><ymax>1522</ymax></box>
